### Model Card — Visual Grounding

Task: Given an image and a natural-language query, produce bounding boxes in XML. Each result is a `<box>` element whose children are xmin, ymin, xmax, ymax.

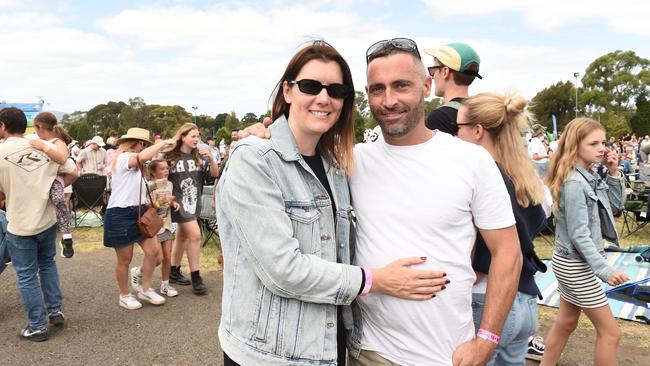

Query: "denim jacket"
<box><xmin>217</xmin><ymin>116</ymin><xmax>363</xmax><ymax>365</ymax></box>
<box><xmin>554</xmin><ymin>166</ymin><xmax>625</xmax><ymax>282</ymax></box>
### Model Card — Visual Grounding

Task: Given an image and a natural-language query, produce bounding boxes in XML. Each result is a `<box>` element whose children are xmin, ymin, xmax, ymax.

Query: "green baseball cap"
<box><xmin>424</xmin><ymin>42</ymin><xmax>482</xmax><ymax>79</ymax></box>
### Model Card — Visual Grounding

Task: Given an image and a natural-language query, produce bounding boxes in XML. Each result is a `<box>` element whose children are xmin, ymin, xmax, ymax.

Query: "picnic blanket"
<box><xmin>535</xmin><ymin>252</ymin><xmax>650</xmax><ymax>323</ymax></box>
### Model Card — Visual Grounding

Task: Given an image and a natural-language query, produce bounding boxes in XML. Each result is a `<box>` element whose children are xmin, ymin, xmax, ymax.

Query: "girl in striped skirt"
<box><xmin>541</xmin><ymin>118</ymin><xmax>630</xmax><ymax>365</ymax></box>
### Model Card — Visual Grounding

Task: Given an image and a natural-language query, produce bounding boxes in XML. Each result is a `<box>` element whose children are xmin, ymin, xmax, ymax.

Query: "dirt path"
<box><xmin>1</xmin><ymin>246</ymin><xmax>647</xmax><ymax>365</ymax></box>
<box><xmin>0</xmin><ymin>248</ymin><xmax>224</xmax><ymax>366</ymax></box>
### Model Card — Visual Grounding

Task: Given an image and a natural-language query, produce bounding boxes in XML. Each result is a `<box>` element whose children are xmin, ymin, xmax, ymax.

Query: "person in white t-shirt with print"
<box><xmin>528</xmin><ymin>124</ymin><xmax>550</xmax><ymax>178</ymax></box>
<box><xmin>348</xmin><ymin>38</ymin><xmax>522</xmax><ymax>366</ymax></box>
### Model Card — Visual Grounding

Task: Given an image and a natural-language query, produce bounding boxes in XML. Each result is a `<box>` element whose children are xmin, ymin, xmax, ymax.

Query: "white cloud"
<box><xmin>422</xmin><ymin>0</ymin><xmax>650</xmax><ymax>35</ymax></box>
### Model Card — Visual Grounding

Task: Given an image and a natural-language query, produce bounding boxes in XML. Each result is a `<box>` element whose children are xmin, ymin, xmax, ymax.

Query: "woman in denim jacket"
<box><xmin>217</xmin><ymin>42</ymin><xmax>446</xmax><ymax>366</ymax></box>
<box><xmin>541</xmin><ymin>118</ymin><xmax>630</xmax><ymax>366</ymax></box>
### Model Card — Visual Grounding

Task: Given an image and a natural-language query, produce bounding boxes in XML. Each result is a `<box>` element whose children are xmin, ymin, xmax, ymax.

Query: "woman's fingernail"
<box><xmin>445</xmin><ymin>279</ymin><xmax>450</xmax><ymax>284</ymax></box>
<box><xmin>432</xmin><ymin>294</ymin><xmax>436</xmax><ymax>298</ymax></box>
<box><xmin>443</xmin><ymin>273</ymin><xmax>447</xmax><ymax>277</ymax></box>
<box><xmin>441</xmin><ymin>285</ymin><xmax>446</xmax><ymax>290</ymax></box>
<box><xmin>420</xmin><ymin>256</ymin><xmax>427</xmax><ymax>260</ymax></box>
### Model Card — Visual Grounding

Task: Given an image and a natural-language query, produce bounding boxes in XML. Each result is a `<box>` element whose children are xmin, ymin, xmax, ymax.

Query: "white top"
<box><xmin>350</xmin><ymin>131</ymin><xmax>515</xmax><ymax>366</ymax></box>
<box><xmin>107</xmin><ymin>152</ymin><xmax>148</xmax><ymax>208</ymax></box>
<box><xmin>528</xmin><ymin>137</ymin><xmax>549</xmax><ymax>163</ymax></box>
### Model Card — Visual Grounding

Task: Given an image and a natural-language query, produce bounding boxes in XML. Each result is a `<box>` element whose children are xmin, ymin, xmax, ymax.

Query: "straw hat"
<box><xmin>117</xmin><ymin>128</ymin><xmax>153</xmax><ymax>145</ymax></box>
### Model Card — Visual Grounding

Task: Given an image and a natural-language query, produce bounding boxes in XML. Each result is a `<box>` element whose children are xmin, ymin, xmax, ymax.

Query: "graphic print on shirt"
<box><xmin>3</xmin><ymin>147</ymin><xmax>50</xmax><ymax>172</ymax></box>
<box><xmin>180</xmin><ymin>177</ymin><xmax>197</xmax><ymax>214</ymax></box>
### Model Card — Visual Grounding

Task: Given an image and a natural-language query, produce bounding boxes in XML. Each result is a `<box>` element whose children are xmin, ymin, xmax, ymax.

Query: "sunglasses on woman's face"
<box><xmin>288</xmin><ymin>79</ymin><xmax>352</xmax><ymax>99</ymax></box>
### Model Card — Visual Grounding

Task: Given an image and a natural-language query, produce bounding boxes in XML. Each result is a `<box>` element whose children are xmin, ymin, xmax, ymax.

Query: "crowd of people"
<box><xmin>0</xmin><ymin>37</ymin><xmax>635</xmax><ymax>366</ymax></box>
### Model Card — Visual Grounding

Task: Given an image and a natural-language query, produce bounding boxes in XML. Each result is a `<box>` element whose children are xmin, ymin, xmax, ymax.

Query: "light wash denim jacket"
<box><xmin>217</xmin><ymin>116</ymin><xmax>363</xmax><ymax>366</ymax></box>
<box><xmin>554</xmin><ymin>166</ymin><xmax>625</xmax><ymax>282</ymax></box>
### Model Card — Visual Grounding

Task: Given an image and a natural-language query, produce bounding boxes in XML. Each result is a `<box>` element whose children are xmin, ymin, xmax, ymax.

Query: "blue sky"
<box><xmin>2</xmin><ymin>0</ymin><xmax>650</xmax><ymax>117</ymax></box>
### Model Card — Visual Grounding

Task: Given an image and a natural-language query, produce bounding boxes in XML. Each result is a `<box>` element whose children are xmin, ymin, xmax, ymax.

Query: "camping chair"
<box><xmin>72</xmin><ymin>173</ymin><xmax>107</xmax><ymax>226</ymax></box>
<box><xmin>199</xmin><ymin>185</ymin><xmax>218</xmax><ymax>246</ymax></box>
<box><xmin>619</xmin><ymin>185</ymin><xmax>650</xmax><ymax>238</ymax></box>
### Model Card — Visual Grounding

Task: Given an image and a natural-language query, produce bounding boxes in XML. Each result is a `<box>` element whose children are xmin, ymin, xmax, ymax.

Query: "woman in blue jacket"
<box><xmin>541</xmin><ymin>118</ymin><xmax>629</xmax><ymax>365</ymax></box>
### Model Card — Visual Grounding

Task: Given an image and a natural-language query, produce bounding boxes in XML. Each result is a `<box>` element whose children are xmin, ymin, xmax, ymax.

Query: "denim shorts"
<box><xmin>103</xmin><ymin>205</ymin><xmax>147</xmax><ymax>248</ymax></box>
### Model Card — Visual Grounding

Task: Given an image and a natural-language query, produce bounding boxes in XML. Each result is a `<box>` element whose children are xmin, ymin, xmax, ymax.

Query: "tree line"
<box><xmin>62</xmin><ymin>49</ymin><xmax>650</xmax><ymax>144</ymax></box>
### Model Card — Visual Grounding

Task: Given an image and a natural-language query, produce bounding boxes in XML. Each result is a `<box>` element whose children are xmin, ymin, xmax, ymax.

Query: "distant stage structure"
<box><xmin>0</xmin><ymin>101</ymin><xmax>45</xmax><ymax>134</ymax></box>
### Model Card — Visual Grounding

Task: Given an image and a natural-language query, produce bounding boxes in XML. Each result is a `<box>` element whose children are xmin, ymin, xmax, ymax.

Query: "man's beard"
<box><xmin>371</xmin><ymin>97</ymin><xmax>424</xmax><ymax>138</ymax></box>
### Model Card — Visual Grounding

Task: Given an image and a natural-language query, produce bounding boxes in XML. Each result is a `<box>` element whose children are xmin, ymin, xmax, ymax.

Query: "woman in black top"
<box><xmin>456</xmin><ymin>92</ymin><xmax>548</xmax><ymax>365</ymax></box>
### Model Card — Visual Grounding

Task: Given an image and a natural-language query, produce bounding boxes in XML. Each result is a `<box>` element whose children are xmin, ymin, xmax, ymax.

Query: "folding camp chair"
<box><xmin>72</xmin><ymin>173</ymin><xmax>107</xmax><ymax>226</ymax></box>
<box><xmin>199</xmin><ymin>185</ymin><xmax>218</xmax><ymax>246</ymax></box>
<box><xmin>620</xmin><ymin>182</ymin><xmax>650</xmax><ymax>238</ymax></box>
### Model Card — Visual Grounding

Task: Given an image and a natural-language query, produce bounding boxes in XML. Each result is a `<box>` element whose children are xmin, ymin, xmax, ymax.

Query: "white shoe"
<box><xmin>160</xmin><ymin>283</ymin><xmax>179</xmax><ymax>297</ymax></box>
<box><xmin>119</xmin><ymin>293</ymin><xmax>142</xmax><ymax>310</ymax></box>
<box><xmin>137</xmin><ymin>288</ymin><xmax>165</xmax><ymax>305</ymax></box>
<box><xmin>130</xmin><ymin>267</ymin><xmax>142</xmax><ymax>292</ymax></box>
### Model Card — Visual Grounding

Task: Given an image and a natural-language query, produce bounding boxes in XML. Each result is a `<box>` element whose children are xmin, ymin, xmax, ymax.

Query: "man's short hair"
<box><xmin>206</xmin><ymin>136</ymin><xmax>215</xmax><ymax>142</ymax></box>
<box><xmin>0</xmin><ymin>107</ymin><xmax>27</xmax><ymax>134</ymax></box>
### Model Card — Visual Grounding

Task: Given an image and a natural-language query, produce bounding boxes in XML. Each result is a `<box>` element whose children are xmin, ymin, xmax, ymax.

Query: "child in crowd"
<box><xmin>541</xmin><ymin>118</ymin><xmax>630</xmax><ymax>366</ymax></box>
<box><xmin>29</xmin><ymin>112</ymin><xmax>75</xmax><ymax>258</ymax></box>
<box><xmin>130</xmin><ymin>159</ymin><xmax>180</xmax><ymax>297</ymax></box>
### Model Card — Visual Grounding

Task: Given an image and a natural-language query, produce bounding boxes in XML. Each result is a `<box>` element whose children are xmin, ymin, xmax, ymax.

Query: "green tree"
<box><xmin>581</xmin><ymin>50</ymin><xmax>650</xmax><ymax>113</ymax></box>
<box><xmin>240</xmin><ymin>112</ymin><xmax>259</xmax><ymax>126</ymax></box>
<box><xmin>630</xmin><ymin>96</ymin><xmax>650</xmax><ymax>136</ymax></box>
<box><xmin>529</xmin><ymin>81</ymin><xmax>576</xmax><ymax>132</ymax></box>
<box><xmin>424</xmin><ymin>98</ymin><xmax>443</xmax><ymax>118</ymax></box>
<box><xmin>216</xmin><ymin>126</ymin><xmax>230</xmax><ymax>145</ymax></box>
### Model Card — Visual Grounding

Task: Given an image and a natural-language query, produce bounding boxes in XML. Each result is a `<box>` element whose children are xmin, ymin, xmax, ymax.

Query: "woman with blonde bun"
<box><xmin>456</xmin><ymin>93</ymin><xmax>548</xmax><ymax>365</ymax></box>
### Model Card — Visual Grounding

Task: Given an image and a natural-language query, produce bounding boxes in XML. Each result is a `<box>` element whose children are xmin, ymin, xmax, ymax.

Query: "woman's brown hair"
<box><xmin>34</xmin><ymin>112</ymin><xmax>72</xmax><ymax>145</ymax></box>
<box><xmin>270</xmin><ymin>41</ymin><xmax>356</xmax><ymax>175</ymax></box>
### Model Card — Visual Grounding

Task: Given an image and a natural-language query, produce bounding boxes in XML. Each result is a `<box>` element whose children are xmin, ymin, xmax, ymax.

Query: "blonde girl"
<box><xmin>541</xmin><ymin>118</ymin><xmax>629</xmax><ymax>365</ymax></box>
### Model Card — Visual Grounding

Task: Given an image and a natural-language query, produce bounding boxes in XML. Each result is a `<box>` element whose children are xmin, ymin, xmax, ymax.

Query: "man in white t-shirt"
<box><xmin>528</xmin><ymin>124</ymin><xmax>549</xmax><ymax>178</ymax></box>
<box><xmin>348</xmin><ymin>39</ymin><xmax>522</xmax><ymax>366</ymax></box>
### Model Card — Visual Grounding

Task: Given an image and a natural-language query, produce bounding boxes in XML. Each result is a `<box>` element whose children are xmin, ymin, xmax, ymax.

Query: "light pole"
<box><xmin>192</xmin><ymin>106</ymin><xmax>198</xmax><ymax>124</ymax></box>
<box><xmin>573</xmin><ymin>72</ymin><xmax>579</xmax><ymax>118</ymax></box>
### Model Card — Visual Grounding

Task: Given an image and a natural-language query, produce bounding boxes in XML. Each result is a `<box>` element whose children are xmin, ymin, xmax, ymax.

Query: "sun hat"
<box><xmin>91</xmin><ymin>135</ymin><xmax>105</xmax><ymax>147</ymax></box>
<box><xmin>424</xmin><ymin>42</ymin><xmax>482</xmax><ymax>79</ymax></box>
<box><xmin>117</xmin><ymin>127</ymin><xmax>153</xmax><ymax>145</ymax></box>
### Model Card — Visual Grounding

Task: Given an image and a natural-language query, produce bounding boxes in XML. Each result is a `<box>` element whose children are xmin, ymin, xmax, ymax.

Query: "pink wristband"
<box><xmin>360</xmin><ymin>268</ymin><xmax>373</xmax><ymax>297</ymax></box>
<box><xmin>477</xmin><ymin>329</ymin><xmax>500</xmax><ymax>345</ymax></box>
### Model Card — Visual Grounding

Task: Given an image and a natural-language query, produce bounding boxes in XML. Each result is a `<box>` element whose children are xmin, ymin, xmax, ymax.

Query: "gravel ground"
<box><xmin>0</xmin><ymin>247</ymin><xmax>224</xmax><ymax>366</ymax></box>
<box><xmin>1</xmin><ymin>245</ymin><xmax>647</xmax><ymax>365</ymax></box>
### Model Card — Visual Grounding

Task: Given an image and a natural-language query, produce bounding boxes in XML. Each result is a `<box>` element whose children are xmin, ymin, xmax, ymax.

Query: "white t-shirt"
<box><xmin>350</xmin><ymin>132</ymin><xmax>515</xmax><ymax>366</ymax></box>
<box><xmin>528</xmin><ymin>137</ymin><xmax>549</xmax><ymax>164</ymax></box>
<box><xmin>107</xmin><ymin>152</ymin><xmax>148</xmax><ymax>208</ymax></box>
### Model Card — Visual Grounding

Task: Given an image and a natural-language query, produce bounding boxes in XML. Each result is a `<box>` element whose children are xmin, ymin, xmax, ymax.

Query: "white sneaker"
<box><xmin>130</xmin><ymin>267</ymin><xmax>142</xmax><ymax>292</ymax></box>
<box><xmin>119</xmin><ymin>293</ymin><xmax>142</xmax><ymax>310</ymax></box>
<box><xmin>137</xmin><ymin>288</ymin><xmax>165</xmax><ymax>305</ymax></box>
<box><xmin>160</xmin><ymin>283</ymin><xmax>179</xmax><ymax>297</ymax></box>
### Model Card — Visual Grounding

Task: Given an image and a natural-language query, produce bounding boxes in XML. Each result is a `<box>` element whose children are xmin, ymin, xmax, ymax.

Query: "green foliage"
<box><xmin>630</xmin><ymin>96</ymin><xmax>650</xmax><ymax>136</ymax></box>
<box><xmin>215</xmin><ymin>126</ymin><xmax>230</xmax><ymax>144</ymax></box>
<box><xmin>581</xmin><ymin>50</ymin><xmax>650</xmax><ymax>112</ymax></box>
<box><xmin>353</xmin><ymin>91</ymin><xmax>379</xmax><ymax>142</ymax></box>
<box><xmin>600</xmin><ymin>111</ymin><xmax>631</xmax><ymax>137</ymax></box>
<box><xmin>529</xmin><ymin>81</ymin><xmax>576</xmax><ymax>132</ymax></box>
<box><xmin>424</xmin><ymin>98</ymin><xmax>443</xmax><ymax>117</ymax></box>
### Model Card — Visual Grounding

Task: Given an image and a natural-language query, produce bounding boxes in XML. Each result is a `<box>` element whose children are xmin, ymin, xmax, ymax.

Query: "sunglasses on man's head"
<box><xmin>366</xmin><ymin>37</ymin><xmax>421</xmax><ymax>64</ymax></box>
<box><xmin>289</xmin><ymin>79</ymin><xmax>352</xmax><ymax>99</ymax></box>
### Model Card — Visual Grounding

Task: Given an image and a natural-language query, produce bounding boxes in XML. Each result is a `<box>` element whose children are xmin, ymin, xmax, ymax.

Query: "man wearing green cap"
<box><xmin>423</xmin><ymin>42</ymin><xmax>481</xmax><ymax>136</ymax></box>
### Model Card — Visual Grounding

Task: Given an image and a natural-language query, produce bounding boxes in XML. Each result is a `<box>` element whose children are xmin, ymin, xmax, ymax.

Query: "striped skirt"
<box><xmin>552</xmin><ymin>252</ymin><xmax>609</xmax><ymax>309</ymax></box>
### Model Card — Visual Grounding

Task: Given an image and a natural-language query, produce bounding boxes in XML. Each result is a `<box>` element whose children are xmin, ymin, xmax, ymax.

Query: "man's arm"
<box><xmin>452</xmin><ymin>225</ymin><xmax>521</xmax><ymax>366</ymax></box>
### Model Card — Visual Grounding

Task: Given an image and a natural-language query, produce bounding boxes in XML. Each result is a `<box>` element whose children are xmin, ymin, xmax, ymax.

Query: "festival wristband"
<box><xmin>360</xmin><ymin>268</ymin><xmax>373</xmax><ymax>297</ymax></box>
<box><xmin>477</xmin><ymin>329</ymin><xmax>500</xmax><ymax>345</ymax></box>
